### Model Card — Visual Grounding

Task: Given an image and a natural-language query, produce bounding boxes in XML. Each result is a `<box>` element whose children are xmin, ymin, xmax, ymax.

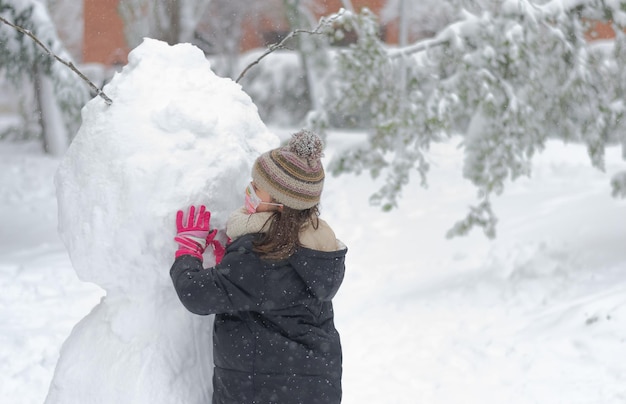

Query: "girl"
<box><xmin>170</xmin><ymin>130</ymin><xmax>347</xmax><ymax>404</ymax></box>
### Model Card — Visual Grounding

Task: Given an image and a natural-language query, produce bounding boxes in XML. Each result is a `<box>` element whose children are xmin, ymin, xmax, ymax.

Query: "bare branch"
<box><xmin>235</xmin><ymin>12</ymin><xmax>343</xmax><ymax>84</ymax></box>
<box><xmin>0</xmin><ymin>15</ymin><xmax>113</xmax><ymax>105</ymax></box>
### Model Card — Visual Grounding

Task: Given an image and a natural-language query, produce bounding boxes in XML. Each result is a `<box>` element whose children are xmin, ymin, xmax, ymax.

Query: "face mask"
<box><xmin>245</xmin><ymin>183</ymin><xmax>262</xmax><ymax>214</ymax></box>
<box><xmin>245</xmin><ymin>183</ymin><xmax>283</xmax><ymax>214</ymax></box>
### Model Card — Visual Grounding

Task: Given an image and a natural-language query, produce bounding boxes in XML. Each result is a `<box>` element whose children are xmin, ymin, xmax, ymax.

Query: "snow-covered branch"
<box><xmin>611</xmin><ymin>171</ymin><xmax>626</xmax><ymax>197</ymax></box>
<box><xmin>340</xmin><ymin>0</ymin><xmax>354</xmax><ymax>13</ymax></box>
<box><xmin>319</xmin><ymin>1</ymin><xmax>626</xmax><ymax>238</ymax></box>
<box><xmin>389</xmin><ymin>0</ymin><xmax>626</xmax><ymax>59</ymax></box>
<box><xmin>388</xmin><ymin>36</ymin><xmax>448</xmax><ymax>58</ymax></box>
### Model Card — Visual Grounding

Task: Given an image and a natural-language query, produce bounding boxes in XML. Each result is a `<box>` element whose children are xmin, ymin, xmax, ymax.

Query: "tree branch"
<box><xmin>0</xmin><ymin>15</ymin><xmax>113</xmax><ymax>105</ymax></box>
<box><xmin>388</xmin><ymin>35</ymin><xmax>448</xmax><ymax>58</ymax></box>
<box><xmin>235</xmin><ymin>12</ymin><xmax>342</xmax><ymax>84</ymax></box>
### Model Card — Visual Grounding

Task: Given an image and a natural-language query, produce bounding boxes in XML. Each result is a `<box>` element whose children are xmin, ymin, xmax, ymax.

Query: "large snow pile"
<box><xmin>45</xmin><ymin>38</ymin><xmax>277</xmax><ymax>404</ymax></box>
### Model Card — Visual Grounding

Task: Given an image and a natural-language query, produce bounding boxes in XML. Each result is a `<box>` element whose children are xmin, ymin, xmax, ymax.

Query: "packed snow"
<box><xmin>48</xmin><ymin>38</ymin><xmax>276</xmax><ymax>404</ymax></box>
<box><xmin>1</xmin><ymin>39</ymin><xmax>625</xmax><ymax>404</ymax></box>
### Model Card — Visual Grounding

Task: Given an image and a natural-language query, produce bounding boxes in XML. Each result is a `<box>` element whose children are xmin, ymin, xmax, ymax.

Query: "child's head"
<box><xmin>251</xmin><ymin>129</ymin><xmax>325</xmax><ymax>211</ymax></box>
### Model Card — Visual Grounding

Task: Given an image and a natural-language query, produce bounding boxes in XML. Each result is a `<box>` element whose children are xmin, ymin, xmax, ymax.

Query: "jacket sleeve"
<box><xmin>169</xmin><ymin>245</ymin><xmax>265</xmax><ymax>315</ymax></box>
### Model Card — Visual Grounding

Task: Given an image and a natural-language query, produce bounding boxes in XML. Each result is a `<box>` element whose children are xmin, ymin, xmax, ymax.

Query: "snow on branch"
<box><xmin>340</xmin><ymin>0</ymin><xmax>355</xmax><ymax>13</ymax></box>
<box><xmin>0</xmin><ymin>15</ymin><xmax>113</xmax><ymax>105</ymax></box>
<box><xmin>445</xmin><ymin>199</ymin><xmax>497</xmax><ymax>239</ymax></box>
<box><xmin>388</xmin><ymin>0</ymin><xmax>626</xmax><ymax>59</ymax></box>
<box><xmin>320</xmin><ymin>1</ymin><xmax>626</xmax><ymax>238</ymax></box>
<box><xmin>611</xmin><ymin>171</ymin><xmax>626</xmax><ymax>198</ymax></box>
<box><xmin>388</xmin><ymin>36</ymin><xmax>448</xmax><ymax>58</ymax></box>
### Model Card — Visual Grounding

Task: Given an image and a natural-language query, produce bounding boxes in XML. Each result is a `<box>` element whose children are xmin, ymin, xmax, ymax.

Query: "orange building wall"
<box><xmin>585</xmin><ymin>21</ymin><xmax>618</xmax><ymax>41</ymax></box>
<box><xmin>83</xmin><ymin>0</ymin><xmax>129</xmax><ymax>65</ymax></box>
<box><xmin>81</xmin><ymin>1</ymin><xmax>618</xmax><ymax>66</ymax></box>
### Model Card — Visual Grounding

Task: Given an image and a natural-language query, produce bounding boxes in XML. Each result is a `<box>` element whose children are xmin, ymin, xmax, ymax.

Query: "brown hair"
<box><xmin>253</xmin><ymin>205</ymin><xmax>320</xmax><ymax>260</ymax></box>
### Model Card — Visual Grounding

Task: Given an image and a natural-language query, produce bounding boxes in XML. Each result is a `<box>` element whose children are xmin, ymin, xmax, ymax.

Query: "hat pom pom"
<box><xmin>289</xmin><ymin>129</ymin><xmax>324</xmax><ymax>160</ymax></box>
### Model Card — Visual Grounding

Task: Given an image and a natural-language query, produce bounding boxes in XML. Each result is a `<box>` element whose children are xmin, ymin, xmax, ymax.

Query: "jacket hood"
<box><xmin>289</xmin><ymin>244</ymin><xmax>347</xmax><ymax>301</ymax></box>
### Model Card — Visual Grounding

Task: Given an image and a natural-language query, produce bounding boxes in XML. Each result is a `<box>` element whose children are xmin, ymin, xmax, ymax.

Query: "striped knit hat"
<box><xmin>252</xmin><ymin>129</ymin><xmax>325</xmax><ymax>210</ymax></box>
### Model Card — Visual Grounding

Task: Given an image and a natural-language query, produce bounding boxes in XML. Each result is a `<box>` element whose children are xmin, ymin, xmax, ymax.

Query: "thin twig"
<box><xmin>0</xmin><ymin>15</ymin><xmax>113</xmax><ymax>105</ymax></box>
<box><xmin>236</xmin><ymin>13</ymin><xmax>343</xmax><ymax>84</ymax></box>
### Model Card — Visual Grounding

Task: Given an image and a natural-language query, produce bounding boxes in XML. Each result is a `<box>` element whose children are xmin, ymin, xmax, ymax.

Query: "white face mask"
<box><xmin>245</xmin><ymin>183</ymin><xmax>282</xmax><ymax>214</ymax></box>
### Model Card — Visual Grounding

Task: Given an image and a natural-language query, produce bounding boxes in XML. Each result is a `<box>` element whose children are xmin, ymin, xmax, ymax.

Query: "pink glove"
<box><xmin>174</xmin><ymin>205</ymin><xmax>224</xmax><ymax>262</ymax></box>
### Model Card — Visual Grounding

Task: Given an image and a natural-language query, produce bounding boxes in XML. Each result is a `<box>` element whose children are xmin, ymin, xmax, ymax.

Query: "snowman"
<box><xmin>46</xmin><ymin>39</ymin><xmax>278</xmax><ymax>404</ymax></box>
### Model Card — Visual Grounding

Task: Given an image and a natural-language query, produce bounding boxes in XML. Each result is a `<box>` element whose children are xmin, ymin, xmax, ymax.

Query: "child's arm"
<box><xmin>169</xmin><ymin>243</ymin><xmax>264</xmax><ymax>315</ymax></box>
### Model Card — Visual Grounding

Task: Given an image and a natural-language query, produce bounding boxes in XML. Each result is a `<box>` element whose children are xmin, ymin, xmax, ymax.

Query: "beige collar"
<box><xmin>225</xmin><ymin>207</ymin><xmax>340</xmax><ymax>252</ymax></box>
<box><xmin>226</xmin><ymin>207</ymin><xmax>274</xmax><ymax>240</ymax></box>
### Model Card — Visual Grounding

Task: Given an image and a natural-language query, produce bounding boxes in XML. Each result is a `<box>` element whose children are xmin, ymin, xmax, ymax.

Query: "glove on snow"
<box><xmin>175</xmin><ymin>205</ymin><xmax>224</xmax><ymax>263</ymax></box>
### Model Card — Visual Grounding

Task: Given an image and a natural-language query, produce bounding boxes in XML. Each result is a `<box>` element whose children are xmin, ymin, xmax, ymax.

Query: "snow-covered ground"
<box><xmin>2</xmin><ymin>128</ymin><xmax>624</xmax><ymax>403</ymax></box>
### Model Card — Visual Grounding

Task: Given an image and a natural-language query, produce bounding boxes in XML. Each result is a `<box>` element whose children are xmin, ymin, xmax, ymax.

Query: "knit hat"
<box><xmin>252</xmin><ymin>129</ymin><xmax>325</xmax><ymax>210</ymax></box>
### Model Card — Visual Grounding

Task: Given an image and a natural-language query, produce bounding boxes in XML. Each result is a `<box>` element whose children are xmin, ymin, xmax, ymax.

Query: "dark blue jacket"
<box><xmin>170</xmin><ymin>233</ymin><xmax>347</xmax><ymax>404</ymax></box>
